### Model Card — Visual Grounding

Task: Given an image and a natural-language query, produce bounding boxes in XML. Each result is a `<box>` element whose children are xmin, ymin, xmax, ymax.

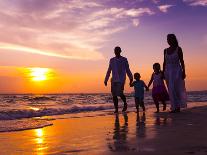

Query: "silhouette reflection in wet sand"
<box><xmin>136</xmin><ymin>112</ymin><xmax>146</xmax><ymax>138</ymax></box>
<box><xmin>107</xmin><ymin>112</ymin><xmax>174</xmax><ymax>153</ymax></box>
<box><xmin>108</xmin><ymin>113</ymin><xmax>129</xmax><ymax>152</ymax></box>
<box><xmin>155</xmin><ymin>113</ymin><xmax>168</xmax><ymax>126</ymax></box>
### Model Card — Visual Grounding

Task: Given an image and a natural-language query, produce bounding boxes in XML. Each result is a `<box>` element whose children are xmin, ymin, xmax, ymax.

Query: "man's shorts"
<box><xmin>111</xmin><ymin>82</ymin><xmax>124</xmax><ymax>96</ymax></box>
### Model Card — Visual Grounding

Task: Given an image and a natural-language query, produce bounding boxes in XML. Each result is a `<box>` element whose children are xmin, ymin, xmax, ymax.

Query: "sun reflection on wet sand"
<box><xmin>34</xmin><ymin>128</ymin><xmax>48</xmax><ymax>154</ymax></box>
<box><xmin>30</xmin><ymin>107</ymin><xmax>39</xmax><ymax>111</ymax></box>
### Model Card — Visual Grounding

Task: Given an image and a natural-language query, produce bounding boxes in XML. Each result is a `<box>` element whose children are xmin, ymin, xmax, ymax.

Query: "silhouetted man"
<box><xmin>104</xmin><ymin>46</ymin><xmax>133</xmax><ymax>113</ymax></box>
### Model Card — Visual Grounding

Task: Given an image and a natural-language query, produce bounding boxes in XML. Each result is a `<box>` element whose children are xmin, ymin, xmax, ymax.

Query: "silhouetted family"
<box><xmin>104</xmin><ymin>34</ymin><xmax>187</xmax><ymax>113</ymax></box>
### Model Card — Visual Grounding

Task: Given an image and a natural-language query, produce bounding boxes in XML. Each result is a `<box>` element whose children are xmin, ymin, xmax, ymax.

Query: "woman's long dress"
<box><xmin>164</xmin><ymin>47</ymin><xmax>187</xmax><ymax>110</ymax></box>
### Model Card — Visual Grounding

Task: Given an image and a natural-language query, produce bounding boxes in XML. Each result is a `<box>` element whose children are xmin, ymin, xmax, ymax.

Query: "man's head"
<box><xmin>114</xmin><ymin>46</ymin><xmax>122</xmax><ymax>57</ymax></box>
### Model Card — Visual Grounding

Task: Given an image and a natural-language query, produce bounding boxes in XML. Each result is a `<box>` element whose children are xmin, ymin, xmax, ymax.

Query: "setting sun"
<box><xmin>29</xmin><ymin>68</ymin><xmax>51</xmax><ymax>82</ymax></box>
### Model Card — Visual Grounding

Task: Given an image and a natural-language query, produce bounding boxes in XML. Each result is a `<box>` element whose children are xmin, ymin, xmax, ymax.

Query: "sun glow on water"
<box><xmin>34</xmin><ymin>128</ymin><xmax>48</xmax><ymax>155</ymax></box>
<box><xmin>30</xmin><ymin>107</ymin><xmax>39</xmax><ymax>111</ymax></box>
<box><xmin>36</xmin><ymin>128</ymin><xmax>43</xmax><ymax>137</ymax></box>
<box><xmin>34</xmin><ymin>128</ymin><xmax>44</xmax><ymax>145</ymax></box>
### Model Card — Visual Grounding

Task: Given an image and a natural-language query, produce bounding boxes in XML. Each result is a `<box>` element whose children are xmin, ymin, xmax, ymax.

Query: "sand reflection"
<box><xmin>136</xmin><ymin>112</ymin><xmax>146</xmax><ymax>138</ymax></box>
<box><xmin>34</xmin><ymin>128</ymin><xmax>48</xmax><ymax>154</ymax></box>
<box><xmin>108</xmin><ymin>113</ymin><xmax>130</xmax><ymax>152</ymax></box>
<box><xmin>155</xmin><ymin>114</ymin><xmax>168</xmax><ymax>126</ymax></box>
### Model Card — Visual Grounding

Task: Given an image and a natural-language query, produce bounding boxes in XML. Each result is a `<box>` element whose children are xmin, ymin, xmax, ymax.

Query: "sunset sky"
<box><xmin>0</xmin><ymin>0</ymin><xmax>207</xmax><ymax>93</ymax></box>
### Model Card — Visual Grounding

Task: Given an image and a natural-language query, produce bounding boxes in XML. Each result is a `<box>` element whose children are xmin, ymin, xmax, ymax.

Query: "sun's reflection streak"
<box><xmin>34</xmin><ymin>128</ymin><xmax>48</xmax><ymax>154</ymax></box>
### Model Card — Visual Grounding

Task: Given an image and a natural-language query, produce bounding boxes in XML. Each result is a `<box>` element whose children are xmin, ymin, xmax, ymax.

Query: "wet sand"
<box><xmin>0</xmin><ymin>103</ymin><xmax>207</xmax><ymax>155</ymax></box>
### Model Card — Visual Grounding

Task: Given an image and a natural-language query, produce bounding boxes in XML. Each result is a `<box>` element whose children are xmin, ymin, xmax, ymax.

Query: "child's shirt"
<box><xmin>133</xmin><ymin>80</ymin><xmax>145</xmax><ymax>99</ymax></box>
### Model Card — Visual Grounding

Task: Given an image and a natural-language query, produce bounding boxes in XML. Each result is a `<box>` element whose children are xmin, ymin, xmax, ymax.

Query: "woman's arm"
<box><xmin>178</xmin><ymin>47</ymin><xmax>186</xmax><ymax>79</ymax></box>
<box><xmin>163</xmin><ymin>49</ymin><xmax>167</xmax><ymax>75</ymax></box>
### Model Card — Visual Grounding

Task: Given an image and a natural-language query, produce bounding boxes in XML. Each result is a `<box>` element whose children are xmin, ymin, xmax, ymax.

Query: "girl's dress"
<box><xmin>164</xmin><ymin>47</ymin><xmax>187</xmax><ymax>110</ymax></box>
<box><xmin>152</xmin><ymin>73</ymin><xmax>169</xmax><ymax>102</ymax></box>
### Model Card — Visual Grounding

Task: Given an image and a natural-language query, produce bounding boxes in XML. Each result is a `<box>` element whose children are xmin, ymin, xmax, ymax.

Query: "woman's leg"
<box><xmin>165</xmin><ymin>73</ymin><xmax>175</xmax><ymax>110</ymax></box>
<box><xmin>113</xmin><ymin>96</ymin><xmax>118</xmax><ymax>113</ymax></box>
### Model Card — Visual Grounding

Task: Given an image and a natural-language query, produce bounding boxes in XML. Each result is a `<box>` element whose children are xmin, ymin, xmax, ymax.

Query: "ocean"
<box><xmin>0</xmin><ymin>91</ymin><xmax>207</xmax><ymax>132</ymax></box>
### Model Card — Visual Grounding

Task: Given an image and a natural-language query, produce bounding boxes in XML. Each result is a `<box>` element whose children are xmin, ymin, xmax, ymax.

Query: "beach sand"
<box><xmin>0</xmin><ymin>103</ymin><xmax>207</xmax><ymax>155</ymax></box>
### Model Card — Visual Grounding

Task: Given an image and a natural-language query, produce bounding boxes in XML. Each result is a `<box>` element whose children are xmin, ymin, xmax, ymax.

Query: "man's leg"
<box><xmin>113</xmin><ymin>96</ymin><xmax>118</xmax><ymax>113</ymax></box>
<box><xmin>111</xmin><ymin>82</ymin><xmax>119</xmax><ymax>113</ymax></box>
<box><xmin>120</xmin><ymin>94</ymin><xmax>127</xmax><ymax>112</ymax></box>
<box><xmin>120</xmin><ymin>83</ymin><xmax>127</xmax><ymax>112</ymax></box>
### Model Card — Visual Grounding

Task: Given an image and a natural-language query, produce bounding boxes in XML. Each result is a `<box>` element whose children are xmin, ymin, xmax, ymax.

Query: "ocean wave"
<box><xmin>0</xmin><ymin>91</ymin><xmax>207</xmax><ymax>120</ymax></box>
<box><xmin>0</xmin><ymin>119</ymin><xmax>52</xmax><ymax>132</ymax></box>
<box><xmin>0</xmin><ymin>104</ymin><xmax>115</xmax><ymax>120</ymax></box>
<box><xmin>28</xmin><ymin>96</ymin><xmax>56</xmax><ymax>102</ymax></box>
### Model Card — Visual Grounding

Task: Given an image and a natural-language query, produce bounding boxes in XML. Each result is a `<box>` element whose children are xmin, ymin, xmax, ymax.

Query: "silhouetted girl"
<box><xmin>148</xmin><ymin>63</ymin><xmax>169</xmax><ymax>113</ymax></box>
<box><xmin>163</xmin><ymin>34</ymin><xmax>187</xmax><ymax>113</ymax></box>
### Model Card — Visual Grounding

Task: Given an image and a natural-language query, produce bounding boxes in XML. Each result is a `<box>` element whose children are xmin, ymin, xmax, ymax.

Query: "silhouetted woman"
<box><xmin>163</xmin><ymin>34</ymin><xmax>187</xmax><ymax>113</ymax></box>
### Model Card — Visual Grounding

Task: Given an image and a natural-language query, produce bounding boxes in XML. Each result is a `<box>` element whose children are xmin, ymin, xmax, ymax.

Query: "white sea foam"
<box><xmin>0</xmin><ymin>119</ymin><xmax>52</xmax><ymax>132</ymax></box>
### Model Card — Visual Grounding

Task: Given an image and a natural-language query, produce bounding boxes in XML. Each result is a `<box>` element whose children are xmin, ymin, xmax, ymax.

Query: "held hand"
<box><xmin>146</xmin><ymin>87</ymin><xmax>149</xmax><ymax>91</ymax></box>
<box><xmin>182</xmin><ymin>72</ymin><xmax>186</xmax><ymax>80</ymax></box>
<box><xmin>130</xmin><ymin>83</ymin><xmax>133</xmax><ymax>87</ymax></box>
<box><xmin>129</xmin><ymin>79</ymin><xmax>133</xmax><ymax>86</ymax></box>
<box><xmin>104</xmin><ymin>81</ymin><xmax>107</xmax><ymax>86</ymax></box>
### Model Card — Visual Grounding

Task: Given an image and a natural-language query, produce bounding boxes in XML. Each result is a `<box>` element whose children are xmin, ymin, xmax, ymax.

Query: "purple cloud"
<box><xmin>183</xmin><ymin>0</ymin><xmax>207</xmax><ymax>6</ymax></box>
<box><xmin>0</xmin><ymin>0</ymin><xmax>156</xmax><ymax>60</ymax></box>
<box><xmin>158</xmin><ymin>4</ymin><xmax>174</xmax><ymax>13</ymax></box>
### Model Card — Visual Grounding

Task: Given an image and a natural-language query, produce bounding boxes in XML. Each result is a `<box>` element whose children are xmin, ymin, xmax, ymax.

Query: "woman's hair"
<box><xmin>153</xmin><ymin>63</ymin><xmax>161</xmax><ymax>71</ymax></box>
<box><xmin>167</xmin><ymin>34</ymin><xmax>179</xmax><ymax>47</ymax></box>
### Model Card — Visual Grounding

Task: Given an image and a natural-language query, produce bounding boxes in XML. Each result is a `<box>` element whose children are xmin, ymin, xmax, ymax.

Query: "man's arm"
<box><xmin>104</xmin><ymin>60</ymin><xmax>112</xmax><ymax>86</ymax></box>
<box><xmin>125</xmin><ymin>59</ymin><xmax>133</xmax><ymax>84</ymax></box>
<box><xmin>130</xmin><ymin>81</ymin><xmax>134</xmax><ymax>87</ymax></box>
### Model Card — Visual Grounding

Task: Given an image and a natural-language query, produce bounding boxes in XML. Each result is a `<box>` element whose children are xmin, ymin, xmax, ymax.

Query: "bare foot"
<box><xmin>163</xmin><ymin>105</ymin><xmax>166</xmax><ymax>111</ymax></box>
